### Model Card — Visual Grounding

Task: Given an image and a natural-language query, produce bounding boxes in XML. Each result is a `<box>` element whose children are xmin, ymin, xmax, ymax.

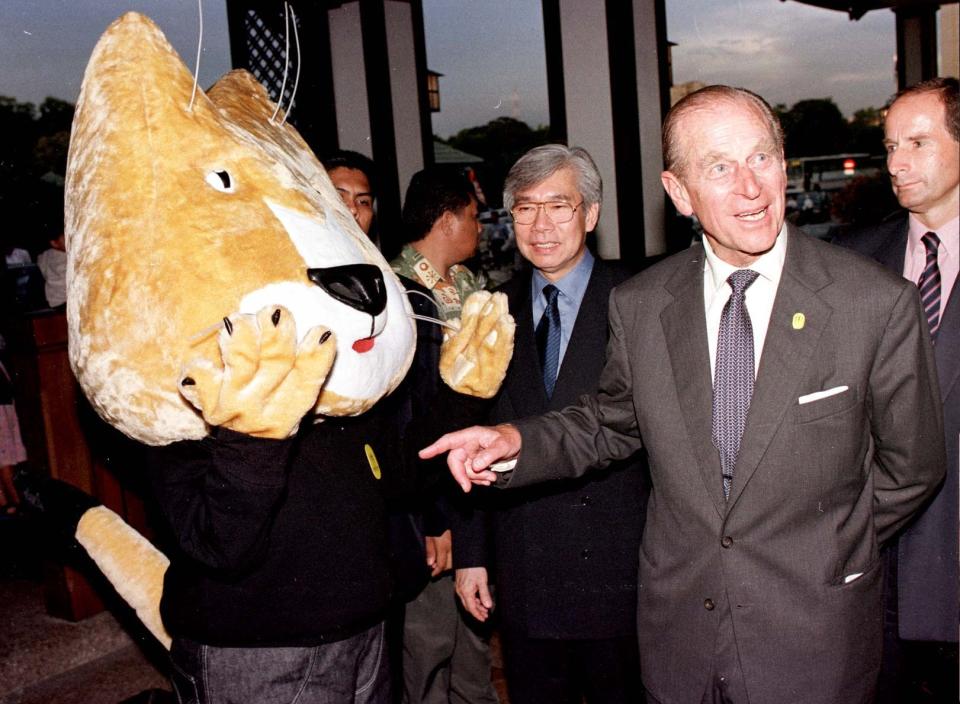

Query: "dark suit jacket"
<box><xmin>834</xmin><ymin>214</ymin><xmax>959</xmax><ymax>643</ymax></box>
<box><xmin>454</xmin><ymin>258</ymin><xmax>649</xmax><ymax>640</ymax></box>
<box><xmin>510</xmin><ymin>228</ymin><xmax>945</xmax><ymax>703</ymax></box>
<box><xmin>385</xmin><ymin>275</ymin><xmax>488</xmax><ymax>601</ymax></box>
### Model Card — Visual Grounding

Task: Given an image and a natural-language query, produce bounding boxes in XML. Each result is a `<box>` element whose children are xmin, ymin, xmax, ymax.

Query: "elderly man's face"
<box><xmin>661</xmin><ymin>102</ymin><xmax>786</xmax><ymax>267</ymax></box>
<box><xmin>884</xmin><ymin>91</ymin><xmax>959</xmax><ymax>228</ymax></box>
<box><xmin>513</xmin><ymin>167</ymin><xmax>599</xmax><ymax>282</ymax></box>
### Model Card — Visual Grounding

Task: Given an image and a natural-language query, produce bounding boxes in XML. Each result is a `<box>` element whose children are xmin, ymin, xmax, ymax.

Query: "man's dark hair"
<box><xmin>891</xmin><ymin>77</ymin><xmax>960</xmax><ymax>142</ymax></box>
<box><xmin>400</xmin><ymin>168</ymin><xmax>477</xmax><ymax>245</ymax></box>
<box><xmin>322</xmin><ymin>150</ymin><xmax>377</xmax><ymax>195</ymax></box>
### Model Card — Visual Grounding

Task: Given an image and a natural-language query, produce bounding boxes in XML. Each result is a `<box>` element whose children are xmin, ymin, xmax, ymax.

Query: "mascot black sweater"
<box><xmin>146</xmin><ymin>409</ymin><xmax>405</xmax><ymax>647</ymax></box>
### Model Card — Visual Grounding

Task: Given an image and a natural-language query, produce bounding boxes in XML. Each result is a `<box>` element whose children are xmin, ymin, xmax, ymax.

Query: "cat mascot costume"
<box><xmin>55</xmin><ymin>12</ymin><xmax>513</xmax><ymax>694</ymax></box>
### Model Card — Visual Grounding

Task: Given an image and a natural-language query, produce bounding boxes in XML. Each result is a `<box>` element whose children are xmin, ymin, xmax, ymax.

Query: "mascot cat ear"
<box><xmin>67</xmin><ymin>13</ymin><xmax>415</xmax><ymax>447</ymax></box>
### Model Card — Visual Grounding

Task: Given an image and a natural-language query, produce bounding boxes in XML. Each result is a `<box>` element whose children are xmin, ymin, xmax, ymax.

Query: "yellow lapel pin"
<box><xmin>792</xmin><ymin>312</ymin><xmax>805</xmax><ymax>330</ymax></box>
<box><xmin>365</xmin><ymin>444</ymin><xmax>382</xmax><ymax>480</ymax></box>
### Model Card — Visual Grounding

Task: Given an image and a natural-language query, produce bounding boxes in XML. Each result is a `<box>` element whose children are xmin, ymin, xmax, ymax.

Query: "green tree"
<box><xmin>0</xmin><ymin>95</ymin><xmax>73</xmax><ymax>252</ymax></box>
<box><xmin>848</xmin><ymin>107</ymin><xmax>885</xmax><ymax>155</ymax></box>
<box><xmin>37</xmin><ymin>97</ymin><xmax>75</xmax><ymax>135</ymax></box>
<box><xmin>444</xmin><ymin>117</ymin><xmax>550</xmax><ymax>207</ymax></box>
<box><xmin>0</xmin><ymin>97</ymin><xmax>39</xmax><ymax>176</ymax></box>
<box><xmin>781</xmin><ymin>98</ymin><xmax>849</xmax><ymax>158</ymax></box>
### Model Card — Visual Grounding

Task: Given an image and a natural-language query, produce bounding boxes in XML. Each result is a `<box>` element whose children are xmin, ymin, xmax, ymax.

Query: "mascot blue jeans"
<box><xmin>170</xmin><ymin>623</ymin><xmax>391</xmax><ymax>704</ymax></box>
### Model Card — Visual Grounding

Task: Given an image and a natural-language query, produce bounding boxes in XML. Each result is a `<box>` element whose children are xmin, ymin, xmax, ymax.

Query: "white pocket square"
<box><xmin>798</xmin><ymin>385</ymin><xmax>849</xmax><ymax>405</ymax></box>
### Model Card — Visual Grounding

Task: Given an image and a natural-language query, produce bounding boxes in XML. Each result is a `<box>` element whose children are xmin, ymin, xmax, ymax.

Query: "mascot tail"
<box><xmin>17</xmin><ymin>474</ymin><xmax>172</xmax><ymax>649</ymax></box>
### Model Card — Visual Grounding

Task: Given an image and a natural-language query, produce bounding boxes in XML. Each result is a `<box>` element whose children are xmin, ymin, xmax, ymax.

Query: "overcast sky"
<box><xmin>668</xmin><ymin>0</ymin><xmax>897</xmax><ymax>117</ymax></box>
<box><xmin>0</xmin><ymin>0</ymin><xmax>905</xmax><ymax>138</ymax></box>
<box><xmin>1</xmin><ymin>0</ymin><xmax>232</xmax><ymax>110</ymax></box>
<box><xmin>423</xmin><ymin>0</ymin><xmax>899</xmax><ymax>137</ymax></box>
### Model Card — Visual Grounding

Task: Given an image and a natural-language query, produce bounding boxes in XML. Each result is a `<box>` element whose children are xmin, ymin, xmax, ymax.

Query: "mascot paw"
<box><xmin>439</xmin><ymin>291</ymin><xmax>515</xmax><ymax>399</ymax></box>
<box><xmin>180</xmin><ymin>305</ymin><xmax>337</xmax><ymax>439</ymax></box>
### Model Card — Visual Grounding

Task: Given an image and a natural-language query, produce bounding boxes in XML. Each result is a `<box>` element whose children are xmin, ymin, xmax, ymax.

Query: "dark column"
<box><xmin>359</xmin><ymin>0</ymin><xmax>403</xmax><ymax>257</ymax></box>
<box><xmin>895</xmin><ymin>6</ymin><xmax>939</xmax><ymax>89</ymax></box>
<box><xmin>542</xmin><ymin>0</ymin><xmax>568</xmax><ymax>144</ymax></box>
<box><xmin>605</xmin><ymin>0</ymin><xmax>644</xmax><ymax>266</ymax></box>
<box><xmin>224</xmin><ymin>0</ymin><xmax>339</xmax><ymax>155</ymax></box>
<box><xmin>409</xmin><ymin>0</ymin><xmax>436</xmax><ymax>169</ymax></box>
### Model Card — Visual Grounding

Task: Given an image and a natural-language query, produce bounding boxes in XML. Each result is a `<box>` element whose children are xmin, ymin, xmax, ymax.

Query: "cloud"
<box><xmin>0</xmin><ymin>0</ymin><xmax>232</xmax><ymax>105</ymax></box>
<box><xmin>668</xmin><ymin>0</ymin><xmax>896</xmax><ymax>116</ymax></box>
<box><xmin>825</xmin><ymin>70</ymin><xmax>893</xmax><ymax>85</ymax></box>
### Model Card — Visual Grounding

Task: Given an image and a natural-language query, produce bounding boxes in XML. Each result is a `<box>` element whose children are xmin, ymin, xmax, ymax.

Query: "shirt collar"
<box><xmin>908</xmin><ymin>213</ymin><xmax>959</xmax><ymax>258</ymax></box>
<box><xmin>393</xmin><ymin>244</ymin><xmax>443</xmax><ymax>291</ymax></box>
<box><xmin>702</xmin><ymin>225</ymin><xmax>788</xmax><ymax>294</ymax></box>
<box><xmin>532</xmin><ymin>249</ymin><xmax>595</xmax><ymax>302</ymax></box>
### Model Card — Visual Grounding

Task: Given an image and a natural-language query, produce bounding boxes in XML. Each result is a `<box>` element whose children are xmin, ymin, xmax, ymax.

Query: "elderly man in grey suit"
<box><xmin>422</xmin><ymin>85</ymin><xmax>945</xmax><ymax>704</ymax></box>
<box><xmin>834</xmin><ymin>76</ymin><xmax>959</xmax><ymax>701</ymax></box>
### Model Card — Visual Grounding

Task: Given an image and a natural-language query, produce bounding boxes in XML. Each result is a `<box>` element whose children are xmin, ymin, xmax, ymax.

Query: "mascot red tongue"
<box><xmin>62</xmin><ymin>12</ymin><xmax>514</xmax><ymax>649</ymax></box>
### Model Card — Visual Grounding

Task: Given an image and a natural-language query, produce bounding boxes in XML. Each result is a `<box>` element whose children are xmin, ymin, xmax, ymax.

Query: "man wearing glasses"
<box><xmin>452</xmin><ymin>145</ymin><xmax>648</xmax><ymax>703</ymax></box>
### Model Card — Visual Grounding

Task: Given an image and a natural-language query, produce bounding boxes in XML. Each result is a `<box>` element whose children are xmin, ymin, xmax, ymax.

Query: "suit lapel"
<box><xmin>873</xmin><ymin>218</ymin><xmax>908</xmax><ymax>273</ymax></box>
<box><xmin>552</xmin><ymin>263</ymin><xmax>610</xmax><ymax>408</ymax></box>
<box><xmin>660</xmin><ymin>247</ymin><xmax>727</xmax><ymax>516</ymax></box>
<box><xmin>503</xmin><ymin>271</ymin><xmax>550</xmax><ymax>416</ymax></box>
<box><xmin>726</xmin><ymin>228</ymin><xmax>833</xmax><ymax>508</ymax></box>
<box><xmin>936</xmin><ymin>279</ymin><xmax>959</xmax><ymax>402</ymax></box>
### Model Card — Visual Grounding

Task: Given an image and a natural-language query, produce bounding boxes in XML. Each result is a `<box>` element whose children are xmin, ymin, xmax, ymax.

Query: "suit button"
<box><xmin>581</xmin><ymin>549</ymin><xmax>590</xmax><ymax>560</ymax></box>
<box><xmin>721</xmin><ymin>536</ymin><xmax>733</xmax><ymax>549</ymax></box>
<box><xmin>704</xmin><ymin>598</ymin><xmax>715</xmax><ymax>611</ymax></box>
<box><xmin>581</xmin><ymin>496</ymin><xmax>591</xmax><ymax>506</ymax></box>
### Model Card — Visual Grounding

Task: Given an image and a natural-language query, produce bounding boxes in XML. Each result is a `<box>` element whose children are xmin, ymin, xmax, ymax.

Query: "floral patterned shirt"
<box><xmin>391</xmin><ymin>244</ymin><xmax>485</xmax><ymax>322</ymax></box>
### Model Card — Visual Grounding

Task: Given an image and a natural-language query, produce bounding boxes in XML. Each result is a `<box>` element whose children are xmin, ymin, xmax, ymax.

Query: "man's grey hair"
<box><xmin>503</xmin><ymin>144</ymin><xmax>602</xmax><ymax>211</ymax></box>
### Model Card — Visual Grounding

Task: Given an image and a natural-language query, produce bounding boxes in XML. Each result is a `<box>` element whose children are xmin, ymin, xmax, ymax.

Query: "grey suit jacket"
<box><xmin>834</xmin><ymin>214</ymin><xmax>959</xmax><ymax>642</ymax></box>
<box><xmin>509</xmin><ymin>227</ymin><xmax>945</xmax><ymax>704</ymax></box>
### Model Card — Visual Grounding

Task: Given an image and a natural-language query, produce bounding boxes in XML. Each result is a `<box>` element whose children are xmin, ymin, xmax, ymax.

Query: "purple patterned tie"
<box><xmin>712</xmin><ymin>269</ymin><xmax>760</xmax><ymax>499</ymax></box>
<box><xmin>918</xmin><ymin>232</ymin><xmax>942</xmax><ymax>342</ymax></box>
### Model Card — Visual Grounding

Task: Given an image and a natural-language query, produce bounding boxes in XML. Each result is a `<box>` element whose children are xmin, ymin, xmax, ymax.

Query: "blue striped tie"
<box><xmin>918</xmin><ymin>232</ymin><xmax>942</xmax><ymax>343</ymax></box>
<box><xmin>536</xmin><ymin>284</ymin><xmax>562</xmax><ymax>399</ymax></box>
<box><xmin>712</xmin><ymin>270</ymin><xmax>759</xmax><ymax>499</ymax></box>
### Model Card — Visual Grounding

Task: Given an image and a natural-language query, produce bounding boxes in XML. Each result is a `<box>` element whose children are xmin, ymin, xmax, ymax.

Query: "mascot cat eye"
<box><xmin>205</xmin><ymin>169</ymin><xmax>233</xmax><ymax>191</ymax></box>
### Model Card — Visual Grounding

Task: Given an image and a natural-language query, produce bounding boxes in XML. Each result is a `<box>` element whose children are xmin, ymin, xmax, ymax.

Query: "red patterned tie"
<box><xmin>918</xmin><ymin>232</ymin><xmax>942</xmax><ymax>342</ymax></box>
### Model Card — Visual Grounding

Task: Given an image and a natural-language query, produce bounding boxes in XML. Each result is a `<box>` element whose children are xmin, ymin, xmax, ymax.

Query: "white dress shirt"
<box><xmin>703</xmin><ymin>227</ymin><xmax>788</xmax><ymax>382</ymax></box>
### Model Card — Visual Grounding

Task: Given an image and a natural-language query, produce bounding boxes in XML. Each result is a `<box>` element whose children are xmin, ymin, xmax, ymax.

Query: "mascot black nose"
<box><xmin>307</xmin><ymin>264</ymin><xmax>387</xmax><ymax>317</ymax></box>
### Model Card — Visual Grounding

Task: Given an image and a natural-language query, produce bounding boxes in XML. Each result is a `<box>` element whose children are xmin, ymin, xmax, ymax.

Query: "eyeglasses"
<box><xmin>511</xmin><ymin>200</ymin><xmax>584</xmax><ymax>225</ymax></box>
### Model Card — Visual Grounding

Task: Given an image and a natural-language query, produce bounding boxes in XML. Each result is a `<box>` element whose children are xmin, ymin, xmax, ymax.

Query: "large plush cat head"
<box><xmin>65</xmin><ymin>13</ymin><xmax>415</xmax><ymax>446</ymax></box>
